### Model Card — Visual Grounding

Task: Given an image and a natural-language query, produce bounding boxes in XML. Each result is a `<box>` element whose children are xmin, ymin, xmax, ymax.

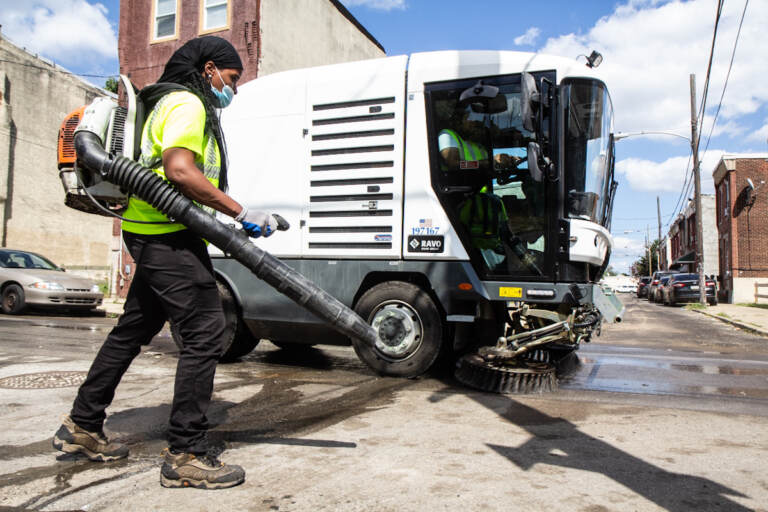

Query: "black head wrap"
<box><xmin>158</xmin><ymin>36</ymin><xmax>243</xmax><ymax>83</ymax></box>
<box><xmin>152</xmin><ymin>36</ymin><xmax>243</xmax><ymax>192</ymax></box>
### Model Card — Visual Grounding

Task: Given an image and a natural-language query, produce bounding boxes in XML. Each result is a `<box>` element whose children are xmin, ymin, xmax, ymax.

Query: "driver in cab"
<box><xmin>437</xmin><ymin>110</ymin><xmax>522</xmax><ymax>171</ymax></box>
<box><xmin>437</xmin><ymin>110</ymin><xmax>542</xmax><ymax>275</ymax></box>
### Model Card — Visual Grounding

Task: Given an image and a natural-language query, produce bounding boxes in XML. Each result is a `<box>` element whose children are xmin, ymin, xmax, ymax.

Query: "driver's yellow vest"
<box><xmin>440</xmin><ymin>129</ymin><xmax>488</xmax><ymax>171</ymax></box>
<box><xmin>122</xmin><ymin>91</ymin><xmax>221</xmax><ymax>235</ymax></box>
<box><xmin>459</xmin><ymin>189</ymin><xmax>508</xmax><ymax>250</ymax></box>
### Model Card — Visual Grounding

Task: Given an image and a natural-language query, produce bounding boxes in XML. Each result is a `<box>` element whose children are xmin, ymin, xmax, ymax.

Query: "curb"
<box><xmin>692</xmin><ymin>308</ymin><xmax>768</xmax><ymax>337</ymax></box>
<box><xmin>0</xmin><ymin>314</ymin><xmax>117</xmax><ymax>332</ymax></box>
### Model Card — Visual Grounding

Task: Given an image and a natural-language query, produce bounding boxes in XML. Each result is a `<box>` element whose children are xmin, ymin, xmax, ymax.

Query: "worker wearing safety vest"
<box><xmin>438</xmin><ymin>128</ymin><xmax>489</xmax><ymax>171</ymax></box>
<box><xmin>458</xmin><ymin>185</ymin><xmax>507</xmax><ymax>252</ymax></box>
<box><xmin>54</xmin><ymin>37</ymin><xmax>269</xmax><ymax>490</ymax></box>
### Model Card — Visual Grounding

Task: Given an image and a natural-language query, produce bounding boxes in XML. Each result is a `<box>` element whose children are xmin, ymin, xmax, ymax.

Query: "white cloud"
<box><xmin>342</xmin><ymin>0</ymin><xmax>406</xmax><ymax>10</ymax></box>
<box><xmin>616</xmin><ymin>150</ymin><xmax>724</xmax><ymax>193</ymax></box>
<box><xmin>539</xmin><ymin>0</ymin><xmax>768</xmax><ymax>137</ymax></box>
<box><xmin>0</xmin><ymin>0</ymin><xmax>117</xmax><ymax>65</ymax></box>
<box><xmin>747</xmin><ymin>119</ymin><xmax>768</xmax><ymax>144</ymax></box>
<box><xmin>612</xmin><ymin>235</ymin><xmax>646</xmax><ymax>252</ymax></box>
<box><xmin>514</xmin><ymin>27</ymin><xmax>541</xmax><ymax>46</ymax></box>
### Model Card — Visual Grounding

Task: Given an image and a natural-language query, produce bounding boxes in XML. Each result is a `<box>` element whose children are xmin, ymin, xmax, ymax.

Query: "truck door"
<box><xmin>424</xmin><ymin>72</ymin><xmax>557</xmax><ymax>281</ymax></box>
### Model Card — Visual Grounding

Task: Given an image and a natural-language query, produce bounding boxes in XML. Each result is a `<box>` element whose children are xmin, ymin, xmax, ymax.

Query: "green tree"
<box><xmin>633</xmin><ymin>239</ymin><xmax>660</xmax><ymax>277</ymax></box>
<box><xmin>104</xmin><ymin>77</ymin><xmax>118</xmax><ymax>94</ymax></box>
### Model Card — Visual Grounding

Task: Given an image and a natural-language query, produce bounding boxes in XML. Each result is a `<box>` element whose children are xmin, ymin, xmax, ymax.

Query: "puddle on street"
<box><xmin>562</xmin><ymin>351</ymin><xmax>768</xmax><ymax>400</ymax></box>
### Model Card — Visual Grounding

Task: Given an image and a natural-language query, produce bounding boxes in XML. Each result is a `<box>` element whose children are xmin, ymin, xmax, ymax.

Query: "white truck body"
<box><xmin>219</xmin><ymin>51</ymin><xmax>609</xmax><ymax>265</ymax></box>
<box><xmin>210</xmin><ymin>50</ymin><xmax>622</xmax><ymax>373</ymax></box>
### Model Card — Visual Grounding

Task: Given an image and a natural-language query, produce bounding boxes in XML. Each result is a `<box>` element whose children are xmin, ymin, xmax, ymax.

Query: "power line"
<box><xmin>666</xmin><ymin>153</ymin><xmax>693</xmax><ymax>224</ymax></box>
<box><xmin>666</xmin><ymin>0</ymin><xmax>723</xmax><ymax>226</ymax></box>
<box><xmin>0</xmin><ymin>58</ymin><xmax>116</xmax><ymax>79</ymax></box>
<box><xmin>0</xmin><ymin>129</ymin><xmax>58</xmax><ymax>151</ymax></box>
<box><xmin>613</xmin><ymin>213</ymin><xmax>676</xmax><ymax>221</ymax></box>
<box><xmin>701</xmin><ymin>0</ymin><xmax>749</xmax><ymax>159</ymax></box>
<box><xmin>696</xmin><ymin>0</ymin><xmax>724</xmax><ymax>143</ymax></box>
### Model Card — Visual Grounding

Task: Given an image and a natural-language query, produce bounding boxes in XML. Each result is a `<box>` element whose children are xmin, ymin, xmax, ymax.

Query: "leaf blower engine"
<box><xmin>56</xmin><ymin>76</ymin><xmax>378</xmax><ymax>349</ymax></box>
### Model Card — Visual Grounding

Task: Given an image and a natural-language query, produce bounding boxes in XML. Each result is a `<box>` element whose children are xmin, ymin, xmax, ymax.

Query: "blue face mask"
<box><xmin>211</xmin><ymin>68</ymin><xmax>234</xmax><ymax>108</ymax></box>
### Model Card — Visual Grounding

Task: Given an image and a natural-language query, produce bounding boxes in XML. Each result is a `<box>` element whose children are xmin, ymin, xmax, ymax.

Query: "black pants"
<box><xmin>71</xmin><ymin>230</ymin><xmax>226</xmax><ymax>454</ymax></box>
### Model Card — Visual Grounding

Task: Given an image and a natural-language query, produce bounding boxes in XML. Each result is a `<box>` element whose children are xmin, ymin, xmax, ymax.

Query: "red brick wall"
<box><xmin>732</xmin><ymin>159</ymin><xmax>768</xmax><ymax>277</ymax></box>
<box><xmin>119</xmin><ymin>0</ymin><xmax>261</xmax><ymax>88</ymax></box>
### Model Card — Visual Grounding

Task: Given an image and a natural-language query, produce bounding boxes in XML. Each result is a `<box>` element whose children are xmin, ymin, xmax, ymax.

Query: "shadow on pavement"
<box><xmin>429</xmin><ymin>386</ymin><xmax>751</xmax><ymax>511</ymax></box>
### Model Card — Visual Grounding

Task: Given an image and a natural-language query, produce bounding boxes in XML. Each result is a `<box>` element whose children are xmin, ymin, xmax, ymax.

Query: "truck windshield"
<box><xmin>562</xmin><ymin>79</ymin><xmax>614</xmax><ymax>225</ymax></box>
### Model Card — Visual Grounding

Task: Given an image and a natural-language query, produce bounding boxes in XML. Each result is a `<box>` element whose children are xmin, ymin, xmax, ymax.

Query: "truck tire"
<box><xmin>170</xmin><ymin>280</ymin><xmax>259</xmax><ymax>362</ymax></box>
<box><xmin>1</xmin><ymin>284</ymin><xmax>27</xmax><ymax>315</ymax></box>
<box><xmin>352</xmin><ymin>281</ymin><xmax>443</xmax><ymax>378</ymax></box>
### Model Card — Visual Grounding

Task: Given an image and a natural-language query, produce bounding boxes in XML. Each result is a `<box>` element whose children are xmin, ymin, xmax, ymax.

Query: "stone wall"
<box><xmin>0</xmin><ymin>35</ymin><xmax>112</xmax><ymax>282</ymax></box>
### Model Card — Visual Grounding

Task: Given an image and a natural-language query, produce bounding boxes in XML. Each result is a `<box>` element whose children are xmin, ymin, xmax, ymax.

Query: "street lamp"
<box><xmin>614</xmin><ymin>131</ymin><xmax>691</xmax><ymax>143</ymax></box>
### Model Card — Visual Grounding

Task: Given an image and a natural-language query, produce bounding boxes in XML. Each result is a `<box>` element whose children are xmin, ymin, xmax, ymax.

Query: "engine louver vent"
<box><xmin>108</xmin><ymin>106</ymin><xmax>127</xmax><ymax>155</ymax></box>
<box><xmin>307</xmin><ymin>96</ymin><xmax>401</xmax><ymax>255</ymax></box>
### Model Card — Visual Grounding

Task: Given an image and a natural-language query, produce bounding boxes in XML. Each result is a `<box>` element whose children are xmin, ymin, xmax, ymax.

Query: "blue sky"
<box><xmin>2</xmin><ymin>0</ymin><xmax>766</xmax><ymax>273</ymax></box>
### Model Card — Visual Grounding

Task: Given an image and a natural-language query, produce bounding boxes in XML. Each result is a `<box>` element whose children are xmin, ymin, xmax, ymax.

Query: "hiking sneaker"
<box><xmin>160</xmin><ymin>448</ymin><xmax>245</xmax><ymax>489</ymax></box>
<box><xmin>52</xmin><ymin>415</ymin><xmax>129</xmax><ymax>462</ymax></box>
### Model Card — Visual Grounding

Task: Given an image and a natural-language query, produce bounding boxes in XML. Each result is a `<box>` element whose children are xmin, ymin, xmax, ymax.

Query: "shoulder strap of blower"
<box><xmin>131</xmin><ymin>82</ymin><xmax>192</xmax><ymax>160</ymax></box>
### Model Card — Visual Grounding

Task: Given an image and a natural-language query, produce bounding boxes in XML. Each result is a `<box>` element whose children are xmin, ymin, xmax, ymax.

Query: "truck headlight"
<box><xmin>29</xmin><ymin>281</ymin><xmax>65</xmax><ymax>291</ymax></box>
<box><xmin>91</xmin><ymin>284</ymin><xmax>101</xmax><ymax>293</ymax></box>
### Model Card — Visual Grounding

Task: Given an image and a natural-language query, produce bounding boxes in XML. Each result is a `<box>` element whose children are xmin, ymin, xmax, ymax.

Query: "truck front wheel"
<box><xmin>352</xmin><ymin>281</ymin><xmax>443</xmax><ymax>378</ymax></box>
<box><xmin>170</xmin><ymin>280</ymin><xmax>260</xmax><ymax>362</ymax></box>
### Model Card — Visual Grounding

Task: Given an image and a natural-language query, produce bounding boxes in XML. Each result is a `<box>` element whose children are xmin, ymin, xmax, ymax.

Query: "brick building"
<box><xmin>713</xmin><ymin>154</ymin><xmax>768</xmax><ymax>303</ymax></box>
<box><xmin>112</xmin><ymin>0</ymin><xmax>386</xmax><ymax>295</ymax></box>
<box><xmin>667</xmin><ymin>194</ymin><xmax>717</xmax><ymax>277</ymax></box>
<box><xmin>119</xmin><ymin>0</ymin><xmax>384</xmax><ymax>89</ymax></box>
<box><xmin>0</xmin><ymin>32</ymin><xmax>112</xmax><ymax>283</ymax></box>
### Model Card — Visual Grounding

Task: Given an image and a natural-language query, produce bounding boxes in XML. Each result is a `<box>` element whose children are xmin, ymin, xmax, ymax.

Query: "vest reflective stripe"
<box><xmin>441</xmin><ymin>129</ymin><xmax>487</xmax><ymax>170</ymax></box>
<box><xmin>459</xmin><ymin>193</ymin><xmax>507</xmax><ymax>250</ymax></box>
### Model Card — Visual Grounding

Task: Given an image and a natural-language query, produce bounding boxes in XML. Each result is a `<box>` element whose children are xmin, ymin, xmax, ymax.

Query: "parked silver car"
<box><xmin>0</xmin><ymin>249</ymin><xmax>103</xmax><ymax>314</ymax></box>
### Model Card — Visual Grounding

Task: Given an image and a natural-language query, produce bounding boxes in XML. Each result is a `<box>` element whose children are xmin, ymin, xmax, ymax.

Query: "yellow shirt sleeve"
<box><xmin>156</xmin><ymin>91</ymin><xmax>206</xmax><ymax>159</ymax></box>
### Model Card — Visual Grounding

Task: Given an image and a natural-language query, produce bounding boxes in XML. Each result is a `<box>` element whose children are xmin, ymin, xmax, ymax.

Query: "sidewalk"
<box><xmin>98</xmin><ymin>297</ymin><xmax>126</xmax><ymax>317</ymax></box>
<box><xmin>692</xmin><ymin>303</ymin><xmax>768</xmax><ymax>337</ymax></box>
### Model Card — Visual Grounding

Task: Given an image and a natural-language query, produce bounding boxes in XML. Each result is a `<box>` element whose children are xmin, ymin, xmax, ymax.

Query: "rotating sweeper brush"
<box><xmin>454</xmin><ymin>306</ymin><xmax>595</xmax><ymax>394</ymax></box>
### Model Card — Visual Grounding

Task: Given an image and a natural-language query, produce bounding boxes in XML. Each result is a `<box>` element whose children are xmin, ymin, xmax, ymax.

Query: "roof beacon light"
<box><xmin>586</xmin><ymin>50</ymin><xmax>603</xmax><ymax>68</ymax></box>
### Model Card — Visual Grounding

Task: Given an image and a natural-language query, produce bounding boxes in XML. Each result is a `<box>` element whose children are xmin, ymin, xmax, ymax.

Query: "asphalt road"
<box><xmin>1</xmin><ymin>296</ymin><xmax>767</xmax><ymax>511</ymax></box>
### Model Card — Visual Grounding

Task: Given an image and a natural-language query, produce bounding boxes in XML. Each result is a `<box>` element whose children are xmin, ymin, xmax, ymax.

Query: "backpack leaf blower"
<box><xmin>58</xmin><ymin>77</ymin><xmax>378</xmax><ymax>349</ymax></box>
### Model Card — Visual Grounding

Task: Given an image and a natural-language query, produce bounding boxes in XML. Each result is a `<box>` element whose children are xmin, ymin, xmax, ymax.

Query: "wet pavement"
<box><xmin>1</xmin><ymin>296</ymin><xmax>768</xmax><ymax>511</ymax></box>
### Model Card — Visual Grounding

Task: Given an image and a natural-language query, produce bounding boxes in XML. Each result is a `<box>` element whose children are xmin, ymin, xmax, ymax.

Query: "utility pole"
<box><xmin>690</xmin><ymin>74</ymin><xmax>707</xmax><ymax>305</ymax></box>
<box><xmin>646</xmin><ymin>225</ymin><xmax>651</xmax><ymax>277</ymax></box>
<box><xmin>657</xmin><ymin>196</ymin><xmax>662</xmax><ymax>270</ymax></box>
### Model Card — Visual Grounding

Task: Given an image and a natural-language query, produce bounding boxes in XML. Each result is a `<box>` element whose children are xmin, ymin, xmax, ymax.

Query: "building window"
<box><xmin>153</xmin><ymin>0</ymin><xmax>178</xmax><ymax>41</ymax></box>
<box><xmin>202</xmin><ymin>0</ymin><xmax>229</xmax><ymax>32</ymax></box>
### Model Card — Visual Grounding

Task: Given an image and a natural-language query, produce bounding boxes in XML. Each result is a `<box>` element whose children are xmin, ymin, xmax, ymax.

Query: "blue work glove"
<box><xmin>235</xmin><ymin>207</ymin><xmax>278</xmax><ymax>238</ymax></box>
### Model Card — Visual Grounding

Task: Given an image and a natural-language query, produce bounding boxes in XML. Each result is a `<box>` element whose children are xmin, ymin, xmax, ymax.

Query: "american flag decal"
<box><xmin>419</xmin><ymin>218</ymin><xmax>433</xmax><ymax>228</ymax></box>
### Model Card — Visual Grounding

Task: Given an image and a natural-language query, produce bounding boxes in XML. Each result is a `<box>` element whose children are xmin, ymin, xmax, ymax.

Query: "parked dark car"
<box><xmin>654</xmin><ymin>275</ymin><xmax>672</xmax><ymax>303</ymax></box>
<box><xmin>636</xmin><ymin>277</ymin><xmax>651</xmax><ymax>298</ymax></box>
<box><xmin>648</xmin><ymin>270</ymin><xmax>675</xmax><ymax>302</ymax></box>
<box><xmin>661</xmin><ymin>273</ymin><xmax>718</xmax><ymax>306</ymax></box>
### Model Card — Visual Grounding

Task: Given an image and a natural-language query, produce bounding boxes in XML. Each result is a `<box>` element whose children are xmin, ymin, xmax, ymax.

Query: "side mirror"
<box><xmin>527</xmin><ymin>142</ymin><xmax>545</xmax><ymax>183</ymax></box>
<box><xmin>521</xmin><ymin>72</ymin><xmax>540</xmax><ymax>133</ymax></box>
